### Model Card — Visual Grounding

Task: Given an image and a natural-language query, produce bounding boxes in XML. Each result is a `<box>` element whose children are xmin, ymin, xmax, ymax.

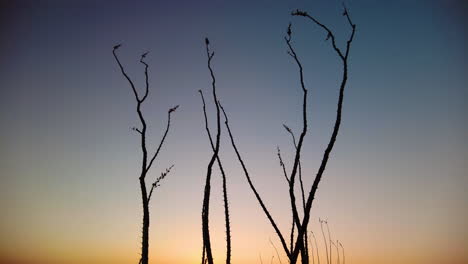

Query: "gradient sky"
<box><xmin>0</xmin><ymin>0</ymin><xmax>467</xmax><ymax>264</ymax></box>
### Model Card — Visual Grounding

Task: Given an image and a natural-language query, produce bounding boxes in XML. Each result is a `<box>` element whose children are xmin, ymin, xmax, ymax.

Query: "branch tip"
<box><xmin>169</xmin><ymin>105</ymin><xmax>179</xmax><ymax>113</ymax></box>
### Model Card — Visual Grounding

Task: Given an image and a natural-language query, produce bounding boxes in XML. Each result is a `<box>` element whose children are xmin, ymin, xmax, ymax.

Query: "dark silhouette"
<box><xmin>339</xmin><ymin>241</ymin><xmax>345</xmax><ymax>264</ymax></box>
<box><xmin>200</xmin><ymin>38</ymin><xmax>232</xmax><ymax>264</ymax></box>
<box><xmin>310</xmin><ymin>231</ymin><xmax>320</xmax><ymax>264</ymax></box>
<box><xmin>320</xmin><ymin>219</ymin><xmax>329</xmax><ymax>264</ymax></box>
<box><xmin>219</xmin><ymin>6</ymin><xmax>356</xmax><ymax>264</ymax></box>
<box><xmin>199</xmin><ymin>89</ymin><xmax>232</xmax><ymax>264</ymax></box>
<box><xmin>112</xmin><ymin>45</ymin><xmax>178</xmax><ymax>264</ymax></box>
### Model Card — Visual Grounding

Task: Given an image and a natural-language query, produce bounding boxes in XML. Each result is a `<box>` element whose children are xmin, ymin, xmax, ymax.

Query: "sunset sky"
<box><xmin>0</xmin><ymin>0</ymin><xmax>467</xmax><ymax>264</ymax></box>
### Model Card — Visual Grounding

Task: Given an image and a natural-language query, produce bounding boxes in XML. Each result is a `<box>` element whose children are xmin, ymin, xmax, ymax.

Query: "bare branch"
<box><xmin>284</xmin><ymin>22</ymin><xmax>307</xmax><ymax>246</ymax></box>
<box><xmin>310</xmin><ymin>231</ymin><xmax>320</xmax><ymax>264</ymax></box>
<box><xmin>112</xmin><ymin>44</ymin><xmax>141</xmax><ymax>102</ymax></box>
<box><xmin>283</xmin><ymin>124</ymin><xmax>306</xmax><ymax>212</ymax></box>
<box><xmin>291</xmin><ymin>10</ymin><xmax>345</xmax><ymax>60</ymax></box>
<box><xmin>277</xmin><ymin>146</ymin><xmax>290</xmax><ymax>183</ymax></box>
<box><xmin>132</xmin><ymin>127</ymin><xmax>143</xmax><ymax>135</ymax></box>
<box><xmin>113</xmin><ymin>44</ymin><xmax>177</xmax><ymax>264</ymax></box>
<box><xmin>147</xmin><ymin>165</ymin><xmax>174</xmax><ymax>202</ymax></box>
<box><xmin>200</xmin><ymin>37</ymin><xmax>222</xmax><ymax>264</ymax></box>
<box><xmin>290</xmin><ymin>9</ymin><xmax>356</xmax><ymax>261</ymax></box>
<box><xmin>320</xmin><ymin>219</ymin><xmax>329</xmax><ymax>264</ymax></box>
<box><xmin>326</xmin><ymin>221</ymin><xmax>332</xmax><ymax>264</ymax></box>
<box><xmin>199</xmin><ymin>89</ymin><xmax>232</xmax><ymax>264</ymax></box>
<box><xmin>220</xmin><ymin>103</ymin><xmax>291</xmax><ymax>258</ymax></box>
<box><xmin>339</xmin><ymin>242</ymin><xmax>345</xmax><ymax>264</ymax></box>
<box><xmin>146</xmin><ymin>106</ymin><xmax>178</xmax><ymax>172</ymax></box>
<box><xmin>335</xmin><ymin>240</ymin><xmax>340</xmax><ymax>264</ymax></box>
<box><xmin>139</xmin><ymin>52</ymin><xmax>150</xmax><ymax>102</ymax></box>
<box><xmin>284</xmin><ymin>123</ymin><xmax>309</xmax><ymax>261</ymax></box>
<box><xmin>290</xmin><ymin>213</ymin><xmax>295</xmax><ymax>253</ymax></box>
<box><xmin>308</xmin><ymin>232</ymin><xmax>315</xmax><ymax>264</ymax></box>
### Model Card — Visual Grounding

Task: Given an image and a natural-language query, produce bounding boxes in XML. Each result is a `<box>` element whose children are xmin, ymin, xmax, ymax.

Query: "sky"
<box><xmin>0</xmin><ymin>0</ymin><xmax>467</xmax><ymax>264</ymax></box>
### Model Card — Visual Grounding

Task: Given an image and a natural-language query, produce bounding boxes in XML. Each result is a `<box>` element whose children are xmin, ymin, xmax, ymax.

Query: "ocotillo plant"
<box><xmin>112</xmin><ymin>45</ymin><xmax>178</xmax><ymax>264</ymax></box>
<box><xmin>221</xmin><ymin>5</ymin><xmax>356</xmax><ymax>264</ymax></box>
<box><xmin>200</xmin><ymin>38</ymin><xmax>232</xmax><ymax>264</ymax></box>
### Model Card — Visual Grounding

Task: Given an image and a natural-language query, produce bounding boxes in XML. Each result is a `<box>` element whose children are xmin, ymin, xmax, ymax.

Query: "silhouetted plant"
<box><xmin>270</xmin><ymin>238</ymin><xmax>284</xmax><ymax>264</ymax></box>
<box><xmin>319</xmin><ymin>219</ymin><xmax>330</xmax><ymax>264</ymax></box>
<box><xmin>309</xmin><ymin>231</ymin><xmax>320</xmax><ymax>264</ymax></box>
<box><xmin>200</xmin><ymin>38</ymin><xmax>231</xmax><ymax>264</ymax></box>
<box><xmin>112</xmin><ymin>45</ymin><xmax>178</xmax><ymax>264</ymax></box>
<box><xmin>339</xmin><ymin>241</ymin><xmax>345</xmax><ymax>264</ymax></box>
<box><xmin>325</xmin><ymin>220</ymin><xmax>332</xmax><ymax>264</ymax></box>
<box><xmin>220</xmin><ymin>5</ymin><xmax>356</xmax><ymax>264</ymax></box>
<box><xmin>318</xmin><ymin>220</ymin><xmax>344</xmax><ymax>264</ymax></box>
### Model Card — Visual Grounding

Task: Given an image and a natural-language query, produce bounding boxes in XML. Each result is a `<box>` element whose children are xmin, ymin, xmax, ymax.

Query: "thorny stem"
<box><xmin>220</xmin><ymin>103</ymin><xmax>291</xmax><ymax>258</ymax></box>
<box><xmin>283</xmin><ymin>124</ymin><xmax>308</xmax><ymax>261</ymax></box>
<box><xmin>284</xmin><ymin>23</ymin><xmax>308</xmax><ymax>237</ymax></box>
<box><xmin>113</xmin><ymin>46</ymin><xmax>177</xmax><ymax>264</ymax></box>
<box><xmin>201</xmin><ymin>37</ymin><xmax>222</xmax><ymax>264</ymax></box>
<box><xmin>199</xmin><ymin>89</ymin><xmax>232</xmax><ymax>264</ymax></box>
<box><xmin>290</xmin><ymin>7</ymin><xmax>356</xmax><ymax>262</ymax></box>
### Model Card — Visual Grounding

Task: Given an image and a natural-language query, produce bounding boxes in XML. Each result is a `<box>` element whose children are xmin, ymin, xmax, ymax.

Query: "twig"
<box><xmin>320</xmin><ymin>219</ymin><xmax>329</xmax><ymax>264</ymax></box>
<box><xmin>270</xmin><ymin>238</ymin><xmax>284</xmax><ymax>264</ymax></box>
<box><xmin>147</xmin><ymin>165</ymin><xmax>174</xmax><ymax>202</ymax></box>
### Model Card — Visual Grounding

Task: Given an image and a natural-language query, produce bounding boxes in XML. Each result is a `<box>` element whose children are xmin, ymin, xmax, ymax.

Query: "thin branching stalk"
<box><xmin>199</xmin><ymin>88</ymin><xmax>231</xmax><ymax>264</ymax></box>
<box><xmin>339</xmin><ymin>242</ymin><xmax>345</xmax><ymax>264</ymax></box>
<box><xmin>270</xmin><ymin>238</ymin><xmax>284</xmax><ymax>264</ymax></box>
<box><xmin>326</xmin><ymin>221</ymin><xmax>332</xmax><ymax>264</ymax></box>
<box><xmin>283</xmin><ymin>124</ymin><xmax>308</xmax><ymax>262</ymax></box>
<box><xmin>289</xmin><ymin>7</ymin><xmax>356</xmax><ymax>262</ymax></box>
<box><xmin>113</xmin><ymin>45</ymin><xmax>177</xmax><ymax>264</ymax></box>
<box><xmin>335</xmin><ymin>240</ymin><xmax>340</xmax><ymax>264</ymax></box>
<box><xmin>219</xmin><ymin>5</ymin><xmax>356</xmax><ymax>264</ymax></box>
<box><xmin>311</xmin><ymin>231</ymin><xmax>320</xmax><ymax>264</ymax></box>
<box><xmin>220</xmin><ymin>103</ymin><xmax>291</xmax><ymax>258</ymax></box>
<box><xmin>308</xmin><ymin>233</ymin><xmax>315</xmax><ymax>264</ymax></box>
<box><xmin>200</xmin><ymin>37</ymin><xmax>222</xmax><ymax>264</ymax></box>
<box><xmin>284</xmin><ymin>23</ymin><xmax>308</xmax><ymax>241</ymax></box>
<box><xmin>320</xmin><ymin>219</ymin><xmax>329</xmax><ymax>264</ymax></box>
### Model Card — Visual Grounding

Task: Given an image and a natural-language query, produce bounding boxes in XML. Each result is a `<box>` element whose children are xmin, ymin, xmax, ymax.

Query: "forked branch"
<box><xmin>290</xmin><ymin>7</ymin><xmax>356</xmax><ymax>262</ymax></box>
<box><xmin>199</xmin><ymin>88</ymin><xmax>232</xmax><ymax>264</ymax></box>
<box><xmin>200</xmin><ymin>37</ymin><xmax>222</xmax><ymax>264</ymax></box>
